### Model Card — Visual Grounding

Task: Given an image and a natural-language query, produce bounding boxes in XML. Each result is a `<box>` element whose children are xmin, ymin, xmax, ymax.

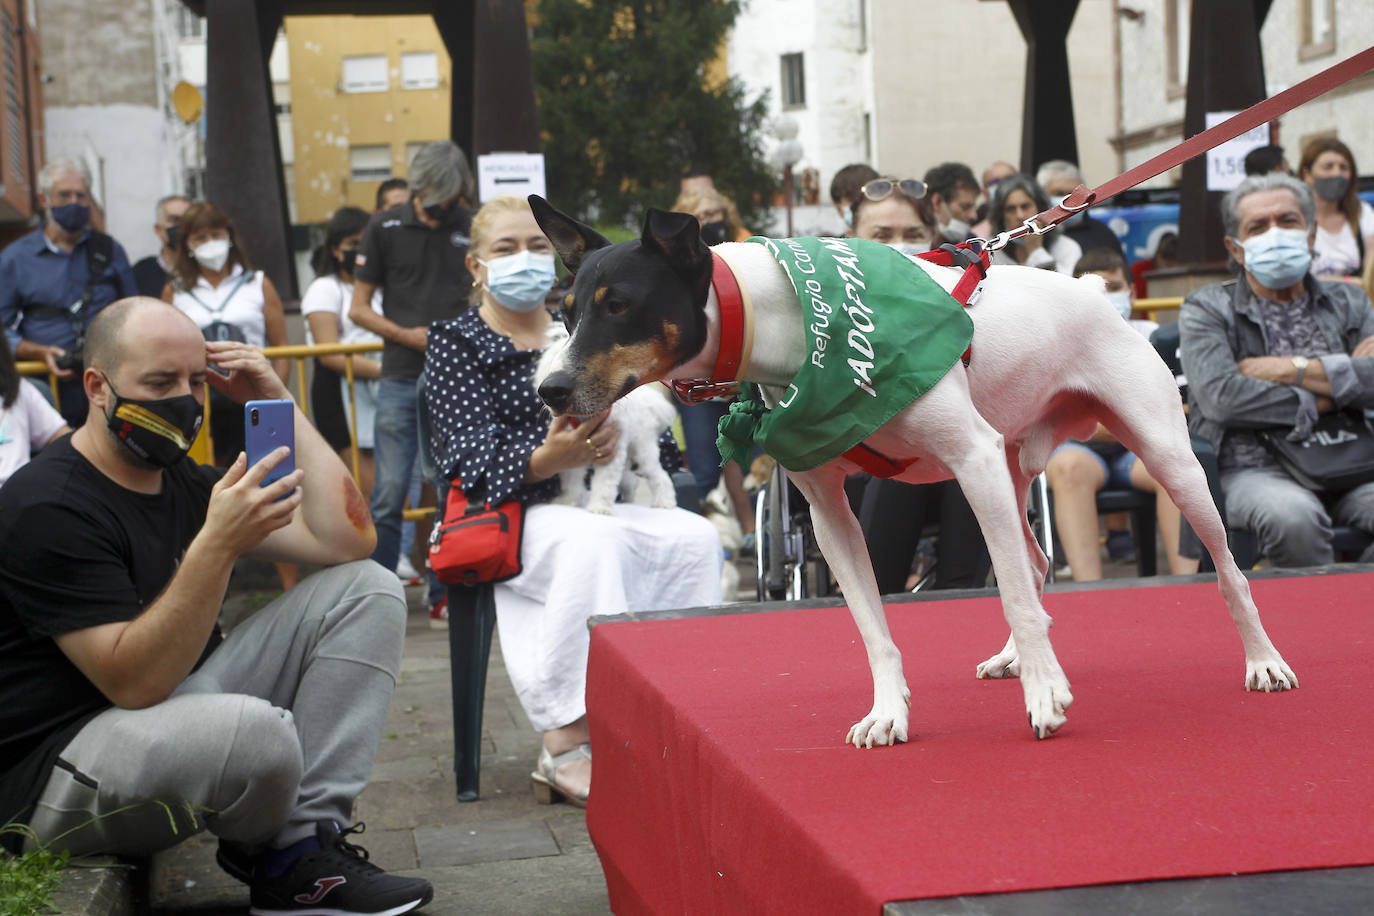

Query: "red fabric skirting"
<box><xmin>585</xmin><ymin>572</ymin><xmax>1374</xmax><ymax>915</ymax></box>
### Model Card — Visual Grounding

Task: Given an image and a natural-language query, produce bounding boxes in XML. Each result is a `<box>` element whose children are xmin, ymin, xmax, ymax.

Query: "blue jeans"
<box><xmin>371</xmin><ymin>375</ymin><xmax>445</xmax><ymax>605</ymax></box>
<box><xmin>678</xmin><ymin>400</ymin><xmax>730</xmax><ymax>497</ymax></box>
<box><xmin>370</xmin><ymin>376</ymin><xmax>422</xmax><ymax>572</ymax></box>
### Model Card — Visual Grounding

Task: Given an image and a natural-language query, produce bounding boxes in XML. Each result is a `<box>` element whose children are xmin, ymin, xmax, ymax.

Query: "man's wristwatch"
<box><xmin>1291</xmin><ymin>355</ymin><xmax>1309</xmax><ymax>387</ymax></box>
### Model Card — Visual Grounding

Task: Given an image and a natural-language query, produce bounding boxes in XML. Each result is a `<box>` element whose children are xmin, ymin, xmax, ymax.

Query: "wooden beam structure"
<box><xmin>1007</xmin><ymin>0</ymin><xmax>1081</xmax><ymax>176</ymax></box>
<box><xmin>1177</xmin><ymin>0</ymin><xmax>1272</xmax><ymax>265</ymax></box>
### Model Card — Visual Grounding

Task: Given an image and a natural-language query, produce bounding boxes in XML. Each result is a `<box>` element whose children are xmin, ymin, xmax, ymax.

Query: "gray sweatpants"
<box><xmin>1221</xmin><ymin>465</ymin><xmax>1374</xmax><ymax>567</ymax></box>
<box><xmin>23</xmin><ymin>560</ymin><xmax>406</xmax><ymax>855</ymax></box>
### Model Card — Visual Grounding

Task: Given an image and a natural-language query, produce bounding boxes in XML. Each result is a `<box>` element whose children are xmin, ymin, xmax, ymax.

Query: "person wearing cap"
<box><xmin>347</xmin><ymin>141</ymin><xmax>476</xmax><ymax>625</ymax></box>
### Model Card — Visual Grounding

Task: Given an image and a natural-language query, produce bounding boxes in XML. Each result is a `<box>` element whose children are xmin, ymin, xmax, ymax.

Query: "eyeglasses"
<box><xmin>860</xmin><ymin>177</ymin><xmax>927</xmax><ymax>202</ymax></box>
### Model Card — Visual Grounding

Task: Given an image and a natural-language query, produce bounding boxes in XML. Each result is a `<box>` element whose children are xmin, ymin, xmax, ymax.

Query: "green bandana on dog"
<box><xmin>717</xmin><ymin>236</ymin><xmax>974</xmax><ymax>472</ymax></box>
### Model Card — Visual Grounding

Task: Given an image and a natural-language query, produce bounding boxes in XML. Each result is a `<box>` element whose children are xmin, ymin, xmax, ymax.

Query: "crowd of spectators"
<box><xmin>1</xmin><ymin>125</ymin><xmax>1373</xmax><ymax>916</ymax></box>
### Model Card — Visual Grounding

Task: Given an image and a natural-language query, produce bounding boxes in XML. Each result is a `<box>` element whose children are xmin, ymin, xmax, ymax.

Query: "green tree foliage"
<box><xmin>531</xmin><ymin>0</ymin><xmax>778</xmax><ymax>231</ymax></box>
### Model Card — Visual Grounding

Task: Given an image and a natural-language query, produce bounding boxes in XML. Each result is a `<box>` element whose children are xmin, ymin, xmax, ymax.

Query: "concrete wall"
<box><xmin>37</xmin><ymin>0</ymin><xmax>180</xmax><ymax>263</ymax></box>
<box><xmin>1260</xmin><ymin>0</ymin><xmax>1374</xmax><ymax>173</ymax></box>
<box><xmin>872</xmin><ymin>0</ymin><xmax>1118</xmax><ymax>188</ymax></box>
<box><xmin>727</xmin><ymin>0</ymin><xmax>872</xmax><ymax>235</ymax></box>
<box><xmin>727</xmin><ymin>0</ymin><xmax>1119</xmax><ymax>235</ymax></box>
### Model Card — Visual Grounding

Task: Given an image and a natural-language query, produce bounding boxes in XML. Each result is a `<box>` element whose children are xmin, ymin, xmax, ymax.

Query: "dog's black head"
<box><xmin>528</xmin><ymin>195</ymin><xmax>713</xmax><ymax>417</ymax></box>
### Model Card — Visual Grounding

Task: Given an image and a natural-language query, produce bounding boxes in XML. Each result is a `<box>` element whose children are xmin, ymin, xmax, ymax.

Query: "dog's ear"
<box><xmin>642</xmin><ymin>209</ymin><xmax>710</xmax><ymax>274</ymax></box>
<box><xmin>528</xmin><ymin>195</ymin><xmax>612</xmax><ymax>273</ymax></box>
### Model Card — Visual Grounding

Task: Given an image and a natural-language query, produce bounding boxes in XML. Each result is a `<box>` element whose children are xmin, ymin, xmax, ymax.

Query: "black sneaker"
<box><xmin>248</xmin><ymin>820</ymin><xmax>433</xmax><ymax>916</ymax></box>
<box><xmin>216</xmin><ymin>839</ymin><xmax>254</xmax><ymax>884</ymax></box>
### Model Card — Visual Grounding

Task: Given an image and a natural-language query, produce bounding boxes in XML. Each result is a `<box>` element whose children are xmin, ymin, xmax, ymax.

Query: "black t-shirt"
<box><xmin>354</xmin><ymin>201</ymin><xmax>474</xmax><ymax>379</ymax></box>
<box><xmin>132</xmin><ymin>254</ymin><xmax>169</xmax><ymax>299</ymax></box>
<box><xmin>0</xmin><ymin>436</ymin><xmax>222</xmax><ymax>840</ymax></box>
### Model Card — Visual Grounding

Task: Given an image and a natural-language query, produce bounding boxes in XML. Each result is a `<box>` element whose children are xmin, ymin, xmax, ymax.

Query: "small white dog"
<box><xmin>535</xmin><ymin>325</ymin><xmax>680</xmax><ymax>514</ymax></box>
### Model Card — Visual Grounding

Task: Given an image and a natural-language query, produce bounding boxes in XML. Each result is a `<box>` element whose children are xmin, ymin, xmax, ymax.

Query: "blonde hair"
<box><xmin>671</xmin><ymin>187</ymin><xmax>745</xmax><ymax>240</ymax></box>
<box><xmin>467</xmin><ymin>195</ymin><xmax>545</xmax><ymax>305</ymax></box>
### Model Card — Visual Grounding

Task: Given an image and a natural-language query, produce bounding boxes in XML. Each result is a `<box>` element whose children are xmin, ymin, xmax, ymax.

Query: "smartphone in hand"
<box><xmin>245</xmin><ymin>399</ymin><xmax>295</xmax><ymax>493</ymax></box>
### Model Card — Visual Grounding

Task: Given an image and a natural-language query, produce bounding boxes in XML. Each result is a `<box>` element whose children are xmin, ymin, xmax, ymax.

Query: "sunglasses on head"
<box><xmin>860</xmin><ymin>177</ymin><xmax>927</xmax><ymax>202</ymax></box>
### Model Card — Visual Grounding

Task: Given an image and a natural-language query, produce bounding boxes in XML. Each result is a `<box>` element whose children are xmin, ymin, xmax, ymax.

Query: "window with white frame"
<box><xmin>175</xmin><ymin>6</ymin><xmax>204</xmax><ymax>40</ymax></box>
<box><xmin>1164</xmin><ymin>0</ymin><xmax>1190</xmax><ymax>101</ymax></box>
<box><xmin>401</xmin><ymin>52</ymin><xmax>440</xmax><ymax>90</ymax></box>
<box><xmin>780</xmin><ymin>53</ymin><xmax>805</xmax><ymax>109</ymax></box>
<box><xmin>405</xmin><ymin>142</ymin><xmax>436</xmax><ymax>171</ymax></box>
<box><xmin>1300</xmin><ymin>0</ymin><xmax>1335</xmax><ymax>60</ymax></box>
<box><xmin>349</xmin><ymin>145</ymin><xmax>393</xmax><ymax>182</ymax></box>
<box><xmin>342</xmin><ymin>55</ymin><xmax>388</xmax><ymax>94</ymax></box>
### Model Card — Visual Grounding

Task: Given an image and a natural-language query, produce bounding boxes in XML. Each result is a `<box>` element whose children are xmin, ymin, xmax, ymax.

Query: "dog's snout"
<box><xmin>538</xmin><ymin>372</ymin><xmax>576</xmax><ymax>413</ymax></box>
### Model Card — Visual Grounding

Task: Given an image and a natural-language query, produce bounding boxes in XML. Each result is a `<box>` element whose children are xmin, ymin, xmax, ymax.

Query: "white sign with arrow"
<box><xmin>477</xmin><ymin>152</ymin><xmax>547</xmax><ymax>203</ymax></box>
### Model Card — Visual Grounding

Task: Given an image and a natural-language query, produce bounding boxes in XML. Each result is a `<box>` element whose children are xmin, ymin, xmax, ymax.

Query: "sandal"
<box><xmin>530</xmin><ymin>742</ymin><xmax>591</xmax><ymax>807</ymax></box>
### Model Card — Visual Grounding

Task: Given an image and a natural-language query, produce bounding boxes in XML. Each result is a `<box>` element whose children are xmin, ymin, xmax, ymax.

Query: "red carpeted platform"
<box><xmin>585</xmin><ymin>572</ymin><xmax>1374</xmax><ymax>915</ymax></box>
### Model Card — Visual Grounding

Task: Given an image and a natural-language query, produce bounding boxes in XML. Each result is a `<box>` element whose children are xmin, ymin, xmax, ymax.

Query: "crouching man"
<box><xmin>0</xmin><ymin>298</ymin><xmax>432</xmax><ymax>915</ymax></box>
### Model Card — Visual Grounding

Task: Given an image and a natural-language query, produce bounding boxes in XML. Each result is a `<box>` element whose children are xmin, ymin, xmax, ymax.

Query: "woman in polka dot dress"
<box><xmin>424</xmin><ymin>197</ymin><xmax>723</xmax><ymax>807</ymax></box>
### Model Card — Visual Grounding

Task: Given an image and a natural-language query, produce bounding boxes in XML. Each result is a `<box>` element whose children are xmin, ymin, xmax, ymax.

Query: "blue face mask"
<box><xmin>479</xmin><ymin>250</ymin><xmax>557</xmax><ymax>312</ymax></box>
<box><xmin>1105</xmin><ymin>290</ymin><xmax>1133</xmax><ymax>320</ymax></box>
<box><xmin>50</xmin><ymin>202</ymin><xmax>90</xmax><ymax>233</ymax></box>
<box><xmin>1237</xmin><ymin>226</ymin><xmax>1311</xmax><ymax>290</ymax></box>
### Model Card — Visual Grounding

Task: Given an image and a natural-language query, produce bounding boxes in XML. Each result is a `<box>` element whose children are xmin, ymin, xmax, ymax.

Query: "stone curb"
<box><xmin>48</xmin><ymin>856</ymin><xmax>136</xmax><ymax>916</ymax></box>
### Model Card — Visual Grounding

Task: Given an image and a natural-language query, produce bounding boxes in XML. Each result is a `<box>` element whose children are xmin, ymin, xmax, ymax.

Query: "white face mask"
<box><xmin>1105</xmin><ymin>289</ymin><xmax>1133</xmax><ymax>320</ymax></box>
<box><xmin>193</xmin><ymin>238</ymin><xmax>232</xmax><ymax>272</ymax></box>
<box><xmin>887</xmin><ymin>241</ymin><xmax>931</xmax><ymax>258</ymax></box>
<box><xmin>938</xmin><ymin>216</ymin><xmax>970</xmax><ymax>242</ymax></box>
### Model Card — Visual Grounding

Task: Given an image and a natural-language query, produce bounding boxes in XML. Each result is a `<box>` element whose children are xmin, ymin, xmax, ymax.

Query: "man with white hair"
<box><xmin>0</xmin><ymin>157</ymin><xmax>136</xmax><ymax>424</ymax></box>
<box><xmin>347</xmin><ymin>140</ymin><xmax>476</xmax><ymax>624</ymax></box>
<box><xmin>1035</xmin><ymin>159</ymin><xmax>1124</xmax><ymax>258</ymax></box>
<box><xmin>1180</xmin><ymin>173</ymin><xmax>1374</xmax><ymax>566</ymax></box>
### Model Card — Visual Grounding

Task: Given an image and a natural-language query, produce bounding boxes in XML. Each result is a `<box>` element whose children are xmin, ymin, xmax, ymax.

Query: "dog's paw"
<box><xmin>1021</xmin><ymin>664</ymin><xmax>1073</xmax><ymax>739</ymax></box>
<box><xmin>976</xmin><ymin>635</ymin><xmax>1020</xmax><ymax>679</ymax></box>
<box><xmin>1245</xmin><ymin>656</ymin><xmax>1299</xmax><ymax>692</ymax></box>
<box><xmin>976</xmin><ymin>652</ymin><xmax>1020</xmax><ymax>679</ymax></box>
<box><xmin>584</xmin><ymin>500</ymin><xmax>614</xmax><ymax>515</ymax></box>
<box><xmin>844</xmin><ymin>686</ymin><xmax>912</xmax><ymax>748</ymax></box>
<box><xmin>650</xmin><ymin>494</ymin><xmax>676</xmax><ymax>509</ymax></box>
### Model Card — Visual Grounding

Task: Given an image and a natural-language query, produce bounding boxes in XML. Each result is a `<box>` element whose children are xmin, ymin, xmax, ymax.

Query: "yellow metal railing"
<box><xmin>19</xmin><ymin>341</ymin><xmax>435</xmax><ymax>522</ymax></box>
<box><xmin>1132</xmin><ymin>296</ymin><xmax>1185</xmax><ymax>323</ymax></box>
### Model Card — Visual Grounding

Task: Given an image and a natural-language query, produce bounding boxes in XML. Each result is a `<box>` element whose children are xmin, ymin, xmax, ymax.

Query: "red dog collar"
<box><xmin>670</xmin><ymin>250</ymin><xmax>747</xmax><ymax>403</ymax></box>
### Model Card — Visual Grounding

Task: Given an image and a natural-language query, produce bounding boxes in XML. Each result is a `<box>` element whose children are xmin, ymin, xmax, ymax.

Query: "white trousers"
<box><xmin>495</xmin><ymin>503</ymin><xmax>723</xmax><ymax>732</ymax></box>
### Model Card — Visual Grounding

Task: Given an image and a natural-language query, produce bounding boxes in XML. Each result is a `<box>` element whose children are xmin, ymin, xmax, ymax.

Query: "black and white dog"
<box><xmin>529</xmin><ymin>195</ymin><xmax>1297</xmax><ymax>746</ymax></box>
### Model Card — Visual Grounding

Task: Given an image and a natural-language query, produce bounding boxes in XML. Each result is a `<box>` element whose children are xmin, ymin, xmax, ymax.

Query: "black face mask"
<box><xmin>340</xmin><ymin>248</ymin><xmax>359</xmax><ymax>274</ymax></box>
<box><xmin>164</xmin><ymin>224</ymin><xmax>179</xmax><ymax>252</ymax></box>
<box><xmin>699</xmin><ymin>220</ymin><xmax>730</xmax><ymax>247</ymax></box>
<box><xmin>416</xmin><ymin>191</ymin><xmax>456</xmax><ymax>223</ymax></box>
<box><xmin>103</xmin><ymin>375</ymin><xmax>203</xmax><ymax>468</ymax></box>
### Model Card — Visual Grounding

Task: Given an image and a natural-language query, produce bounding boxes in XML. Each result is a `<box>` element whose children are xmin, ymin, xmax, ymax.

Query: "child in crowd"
<box><xmin>1044</xmin><ymin>249</ymin><xmax>1198</xmax><ymax>581</ymax></box>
